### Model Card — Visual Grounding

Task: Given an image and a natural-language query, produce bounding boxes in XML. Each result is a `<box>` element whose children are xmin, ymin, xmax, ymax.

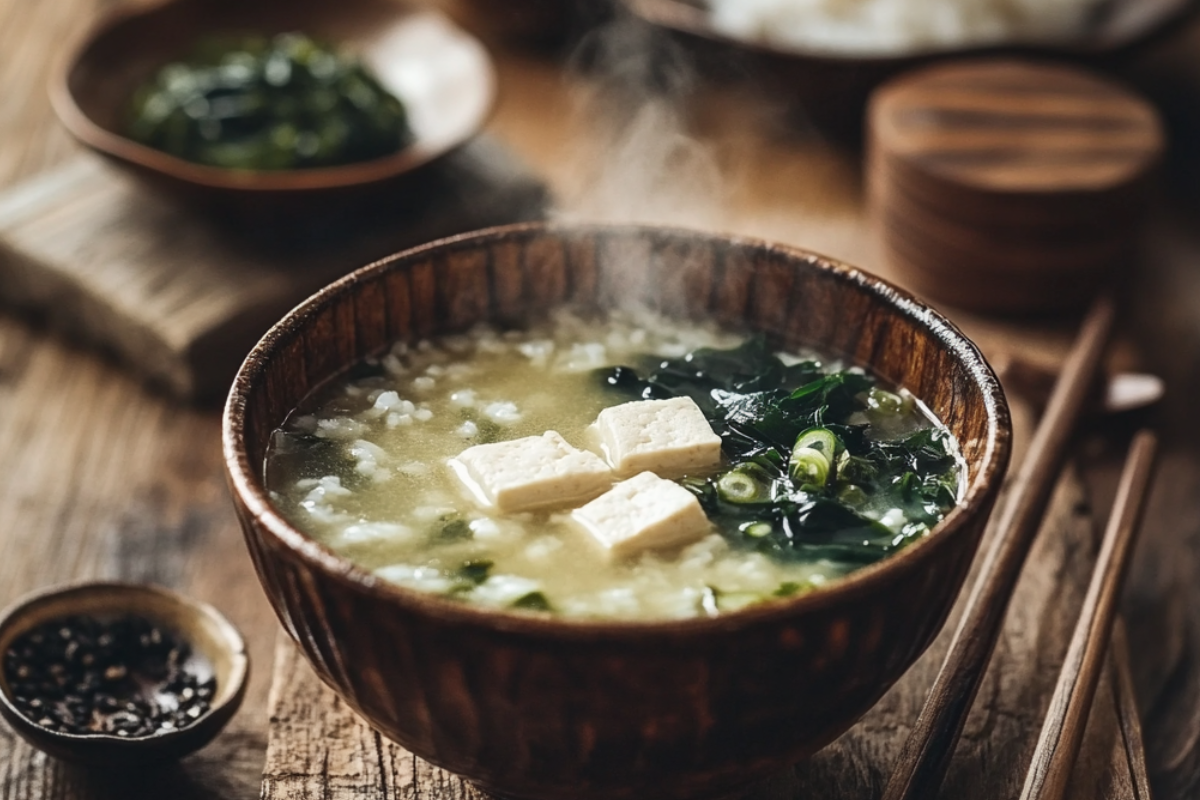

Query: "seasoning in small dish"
<box><xmin>0</xmin><ymin>582</ymin><xmax>248</xmax><ymax>766</ymax></box>
<box><xmin>126</xmin><ymin>32</ymin><xmax>414</xmax><ymax>171</ymax></box>
<box><xmin>4</xmin><ymin>614</ymin><xmax>216</xmax><ymax>738</ymax></box>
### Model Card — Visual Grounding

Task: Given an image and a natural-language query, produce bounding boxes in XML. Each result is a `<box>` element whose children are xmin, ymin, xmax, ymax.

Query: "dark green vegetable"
<box><xmin>454</xmin><ymin>559</ymin><xmax>493</xmax><ymax>586</ymax></box>
<box><xmin>596</xmin><ymin>334</ymin><xmax>961</xmax><ymax>573</ymax></box>
<box><xmin>433</xmin><ymin>516</ymin><xmax>472</xmax><ymax>543</ymax></box>
<box><xmin>511</xmin><ymin>592</ymin><xmax>552</xmax><ymax>611</ymax></box>
<box><xmin>126</xmin><ymin>32</ymin><xmax>413</xmax><ymax>170</ymax></box>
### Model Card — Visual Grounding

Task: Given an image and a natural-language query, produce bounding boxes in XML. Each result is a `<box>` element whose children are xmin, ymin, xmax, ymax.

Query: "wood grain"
<box><xmin>867</xmin><ymin>60</ymin><xmax>1163</xmax><ymax>314</ymax></box>
<box><xmin>1021</xmin><ymin>431</ymin><xmax>1158</xmax><ymax>800</ymax></box>
<box><xmin>881</xmin><ymin>295</ymin><xmax>1114</xmax><ymax>800</ymax></box>
<box><xmin>2</xmin><ymin>1</ymin><xmax>1199</xmax><ymax>799</ymax></box>
<box><xmin>0</xmin><ymin>142</ymin><xmax>546</xmax><ymax>401</ymax></box>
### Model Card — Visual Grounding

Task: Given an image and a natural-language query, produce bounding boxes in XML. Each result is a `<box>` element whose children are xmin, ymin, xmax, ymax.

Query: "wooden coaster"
<box><xmin>0</xmin><ymin>139</ymin><xmax>548</xmax><ymax>402</ymax></box>
<box><xmin>867</xmin><ymin>59</ymin><xmax>1164</xmax><ymax>315</ymax></box>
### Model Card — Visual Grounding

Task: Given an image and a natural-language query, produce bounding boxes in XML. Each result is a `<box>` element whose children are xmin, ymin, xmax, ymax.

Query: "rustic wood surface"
<box><xmin>0</xmin><ymin>141</ymin><xmax>546</xmax><ymax>401</ymax></box>
<box><xmin>1</xmin><ymin>2</ymin><xmax>1199</xmax><ymax>800</ymax></box>
<box><xmin>1020</xmin><ymin>431</ymin><xmax>1157</xmax><ymax>800</ymax></box>
<box><xmin>882</xmin><ymin>295</ymin><xmax>1115</xmax><ymax>800</ymax></box>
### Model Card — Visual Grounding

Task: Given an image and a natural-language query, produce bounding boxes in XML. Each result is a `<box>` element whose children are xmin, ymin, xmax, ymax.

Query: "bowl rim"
<box><xmin>48</xmin><ymin>1</ymin><xmax>497</xmax><ymax>193</ymax></box>
<box><xmin>623</xmin><ymin>0</ymin><xmax>1195</xmax><ymax>64</ymax></box>
<box><xmin>222</xmin><ymin>221</ymin><xmax>1012</xmax><ymax>639</ymax></box>
<box><xmin>0</xmin><ymin>580</ymin><xmax>249</xmax><ymax>745</ymax></box>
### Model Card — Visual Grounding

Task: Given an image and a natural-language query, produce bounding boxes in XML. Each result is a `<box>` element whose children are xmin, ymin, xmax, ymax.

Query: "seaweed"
<box><xmin>597</xmin><ymin>335</ymin><xmax>960</xmax><ymax>571</ymax></box>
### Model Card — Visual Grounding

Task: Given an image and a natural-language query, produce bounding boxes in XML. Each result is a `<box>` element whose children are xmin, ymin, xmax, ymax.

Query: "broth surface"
<box><xmin>265</xmin><ymin>310</ymin><xmax>962</xmax><ymax>620</ymax></box>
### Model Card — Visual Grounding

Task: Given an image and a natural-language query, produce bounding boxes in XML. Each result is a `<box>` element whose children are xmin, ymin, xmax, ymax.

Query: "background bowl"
<box><xmin>624</xmin><ymin>0</ymin><xmax>1194</xmax><ymax>137</ymax></box>
<box><xmin>445</xmin><ymin>0</ymin><xmax>614</xmax><ymax>50</ymax></box>
<box><xmin>0</xmin><ymin>581</ymin><xmax>249</xmax><ymax>767</ymax></box>
<box><xmin>222</xmin><ymin>223</ymin><xmax>1011</xmax><ymax>800</ymax></box>
<box><xmin>51</xmin><ymin>0</ymin><xmax>495</xmax><ymax>208</ymax></box>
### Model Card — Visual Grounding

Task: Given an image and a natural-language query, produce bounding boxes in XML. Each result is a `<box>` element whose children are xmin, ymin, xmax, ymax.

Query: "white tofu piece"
<box><xmin>449</xmin><ymin>431</ymin><xmax>612</xmax><ymax>513</ymax></box>
<box><xmin>594</xmin><ymin>396</ymin><xmax>723</xmax><ymax>478</ymax></box>
<box><xmin>571</xmin><ymin>472</ymin><xmax>711</xmax><ymax>560</ymax></box>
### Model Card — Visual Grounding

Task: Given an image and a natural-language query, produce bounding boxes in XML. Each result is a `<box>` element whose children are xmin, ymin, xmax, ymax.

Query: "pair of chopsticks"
<box><xmin>883</xmin><ymin>294</ymin><xmax>1159</xmax><ymax>800</ymax></box>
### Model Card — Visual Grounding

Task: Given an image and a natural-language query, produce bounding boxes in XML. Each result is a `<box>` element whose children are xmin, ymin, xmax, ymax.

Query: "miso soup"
<box><xmin>264</xmin><ymin>309</ymin><xmax>963</xmax><ymax>620</ymax></box>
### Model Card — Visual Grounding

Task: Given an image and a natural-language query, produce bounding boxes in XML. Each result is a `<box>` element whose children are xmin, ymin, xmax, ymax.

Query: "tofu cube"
<box><xmin>449</xmin><ymin>431</ymin><xmax>612</xmax><ymax>513</ymax></box>
<box><xmin>571</xmin><ymin>471</ymin><xmax>711</xmax><ymax>560</ymax></box>
<box><xmin>594</xmin><ymin>397</ymin><xmax>723</xmax><ymax>478</ymax></box>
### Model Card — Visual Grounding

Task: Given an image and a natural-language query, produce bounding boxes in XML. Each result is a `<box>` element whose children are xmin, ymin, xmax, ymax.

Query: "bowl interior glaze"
<box><xmin>224</xmin><ymin>223</ymin><xmax>1011</xmax><ymax>800</ymax></box>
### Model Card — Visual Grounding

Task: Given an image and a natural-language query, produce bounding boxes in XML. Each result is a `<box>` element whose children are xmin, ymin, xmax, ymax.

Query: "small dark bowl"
<box><xmin>0</xmin><ymin>582</ymin><xmax>249</xmax><ymax>767</ymax></box>
<box><xmin>222</xmin><ymin>223</ymin><xmax>1011</xmax><ymax>800</ymax></box>
<box><xmin>50</xmin><ymin>0</ymin><xmax>495</xmax><ymax>211</ymax></box>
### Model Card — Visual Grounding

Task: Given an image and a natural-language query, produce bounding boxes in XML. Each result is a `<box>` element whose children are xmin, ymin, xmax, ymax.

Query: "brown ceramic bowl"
<box><xmin>222</xmin><ymin>223</ymin><xmax>1011</xmax><ymax>800</ymax></box>
<box><xmin>51</xmin><ymin>0</ymin><xmax>495</xmax><ymax>208</ymax></box>
<box><xmin>0</xmin><ymin>582</ymin><xmax>249</xmax><ymax>767</ymax></box>
<box><xmin>624</xmin><ymin>0</ymin><xmax>1193</xmax><ymax>137</ymax></box>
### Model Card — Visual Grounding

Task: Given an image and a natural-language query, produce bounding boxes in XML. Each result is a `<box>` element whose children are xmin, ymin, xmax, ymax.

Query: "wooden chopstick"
<box><xmin>1111</xmin><ymin>618</ymin><xmax>1154</xmax><ymax>800</ymax></box>
<box><xmin>881</xmin><ymin>293</ymin><xmax>1117</xmax><ymax>800</ymax></box>
<box><xmin>1020</xmin><ymin>430</ymin><xmax>1158</xmax><ymax>800</ymax></box>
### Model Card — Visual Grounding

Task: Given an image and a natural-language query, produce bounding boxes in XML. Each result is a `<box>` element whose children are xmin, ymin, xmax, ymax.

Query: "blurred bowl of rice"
<box><xmin>623</xmin><ymin>0</ymin><xmax>1193</xmax><ymax>135</ymax></box>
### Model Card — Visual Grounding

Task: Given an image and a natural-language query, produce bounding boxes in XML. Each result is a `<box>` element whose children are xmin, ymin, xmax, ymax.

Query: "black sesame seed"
<box><xmin>4</xmin><ymin>613</ymin><xmax>218</xmax><ymax>739</ymax></box>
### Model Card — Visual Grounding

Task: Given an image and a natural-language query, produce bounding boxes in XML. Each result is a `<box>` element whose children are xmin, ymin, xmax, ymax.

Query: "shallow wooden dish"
<box><xmin>0</xmin><ymin>582</ymin><xmax>249</xmax><ymax>767</ymax></box>
<box><xmin>222</xmin><ymin>223</ymin><xmax>1012</xmax><ymax>800</ymax></box>
<box><xmin>866</xmin><ymin>59</ymin><xmax>1163</xmax><ymax>315</ymax></box>
<box><xmin>624</xmin><ymin>0</ymin><xmax>1193</xmax><ymax>135</ymax></box>
<box><xmin>51</xmin><ymin>0</ymin><xmax>495</xmax><ymax>204</ymax></box>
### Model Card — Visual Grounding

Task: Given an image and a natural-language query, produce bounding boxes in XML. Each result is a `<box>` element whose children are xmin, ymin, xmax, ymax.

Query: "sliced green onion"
<box><xmin>788</xmin><ymin>446</ymin><xmax>830</xmax><ymax>488</ymax></box>
<box><xmin>716</xmin><ymin>465</ymin><xmax>771</xmax><ymax>504</ymax></box>
<box><xmin>794</xmin><ymin>427</ymin><xmax>840</xmax><ymax>457</ymax></box>
<box><xmin>740</xmin><ymin>521</ymin><xmax>774</xmax><ymax>539</ymax></box>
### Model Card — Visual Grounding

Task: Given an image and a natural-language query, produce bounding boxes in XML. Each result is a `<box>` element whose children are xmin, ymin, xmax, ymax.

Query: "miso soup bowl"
<box><xmin>222</xmin><ymin>223</ymin><xmax>1011</xmax><ymax>800</ymax></box>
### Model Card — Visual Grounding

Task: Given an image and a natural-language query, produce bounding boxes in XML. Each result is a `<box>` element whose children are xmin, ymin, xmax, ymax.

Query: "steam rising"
<box><xmin>555</xmin><ymin>14</ymin><xmax>727</xmax><ymax>230</ymax></box>
<box><xmin>547</xmin><ymin>11</ymin><xmax>868</xmax><ymax>274</ymax></box>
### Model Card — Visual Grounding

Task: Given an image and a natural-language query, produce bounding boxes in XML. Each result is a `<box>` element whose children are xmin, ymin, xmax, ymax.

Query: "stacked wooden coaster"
<box><xmin>867</xmin><ymin>59</ymin><xmax>1164</xmax><ymax>315</ymax></box>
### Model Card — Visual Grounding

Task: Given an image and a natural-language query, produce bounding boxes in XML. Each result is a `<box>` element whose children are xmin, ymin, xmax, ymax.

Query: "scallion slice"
<box><xmin>716</xmin><ymin>464</ymin><xmax>772</xmax><ymax>504</ymax></box>
<box><xmin>788</xmin><ymin>446</ymin><xmax>831</xmax><ymax>488</ymax></box>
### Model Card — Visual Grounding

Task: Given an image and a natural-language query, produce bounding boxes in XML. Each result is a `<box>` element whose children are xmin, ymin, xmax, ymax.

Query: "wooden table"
<box><xmin>3</xmin><ymin>2</ymin><xmax>1200</xmax><ymax>799</ymax></box>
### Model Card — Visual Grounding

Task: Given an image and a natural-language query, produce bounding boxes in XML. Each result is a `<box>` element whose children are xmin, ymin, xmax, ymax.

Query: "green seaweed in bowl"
<box><xmin>126</xmin><ymin>32</ymin><xmax>413</xmax><ymax>171</ymax></box>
